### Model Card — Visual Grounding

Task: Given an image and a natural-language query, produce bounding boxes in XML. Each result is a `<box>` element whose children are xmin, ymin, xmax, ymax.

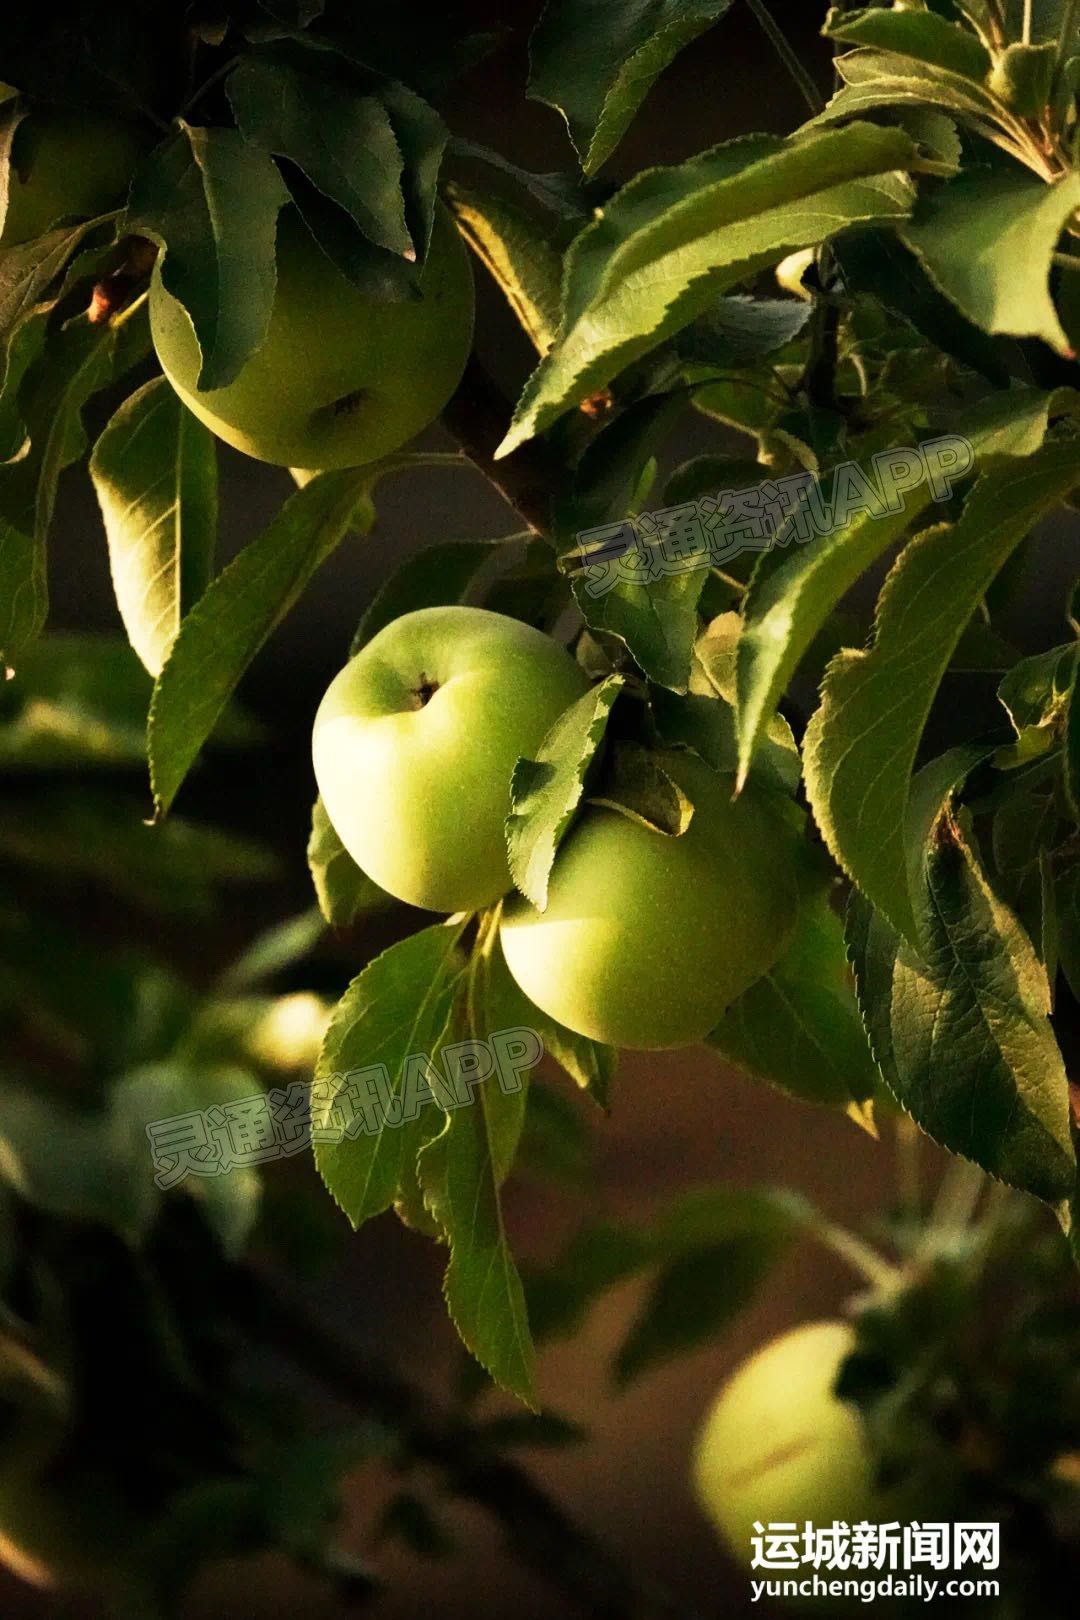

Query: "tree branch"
<box><xmin>235</xmin><ymin>1267</ymin><xmax>698</xmax><ymax>1620</ymax></box>
<box><xmin>441</xmin><ymin>354</ymin><xmax>567</xmax><ymax>541</ymax></box>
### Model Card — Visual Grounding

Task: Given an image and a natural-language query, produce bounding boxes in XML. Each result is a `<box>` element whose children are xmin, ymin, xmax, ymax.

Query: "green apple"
<box><xmin>1</xmin><ymin>112</ymin><xmax>147</xmax><ymax>247</ymax></box>
<box><xmin>499</xmin><ymin>751</ymin><xmax>798</xmax><ymax>1049</ymax></box>
<box><xmin>150</xmin><ymin>202</ymin><xmax>474</xmax><ymax>469</ymax></box>
<box><xmin>312</xmin><ymin>606</ymin><xmax>588</xmax><ymax>913</ymax></box>
<box><xmin>693</xmin><ymin>1320</ymin><xmax>886</xmax><ymax>1564</ymax></box>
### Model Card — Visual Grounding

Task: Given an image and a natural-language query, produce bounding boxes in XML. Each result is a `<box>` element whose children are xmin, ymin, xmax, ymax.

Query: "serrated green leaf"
<box><xmin>847</xmin><ymin>796</ymin><xmax>1074</xmax><ymax>1207</ymax></box>
<box><xmin>575</xmin><ymin>567</ymin><xmax>708</xmax><ymax>692</ymax></box>
<box><xmin>694</xmin><ymin>611</ymin><xmax>800</xmax><ymax>793</ymax></box>
<box><xmin>707</xmin><ymin>870</ymin><xmax>878</xmax><ymax>1110</ymax></box>
<box><xmin>735</xmin><ymin>386</ymin><xmax>1074</xmax><ymax>793</ymax></box>
<box><xmin>227</xmin><ymin>56</ymin><xmax>413</xmax><ymax>258</ymax></box>
<box><xmin>810</xmin><ymin>47</ymin><xmax>1008</xmax><ymax>142</ymax></box>
<box><xmin>824</xmin><ymin>5</ymin><xmax>991</xmax><ymax>80</ymax></box>
<box><xmin>418</xmin><ymin>930</ymin><xmax>537</xmax><ymax>1405</ymax></box>
<box><xmin>902</xmin><ymin>168</ymin><xmax>1080</xmax><ymax>355</ymax></box>
<box><xmin>833</xmin><ymin>226</ymin><xmax>1013</xmax><ymax>384</ymax></box>
<box><xmin>804</xmin><ymin>440</ymin><xmax>1080</xmax><ymax>945</ymax></box>
<box><xmin>0</xmin><ymin>217</ymin><xmax>105</xmax><ymax>360</ymax></box>
<box><xmin>587</xmin><ymin>740</ymin><xmax>694</xmax><ymax>834</ymax></box>
<box><xmin>0</xmin><ymin>310</ymin><xmax>146</xmax><ymax>669</ymax></box>
<box><xmin>312</xmin><ymin>925</ymin><xmax>466</xmax><ymax>1228</ymax></box>
<box><xmin>529</xmin><ymin>0</ymin><xmax>735</xmax><ymax>173</ymax></box>
<box><xmin>307</xmin><ymin>796</ymin><xmax>392</xmax><ymax>928</ymax></box>
<box><xmin>497</xmin><ymin>122</ymin><xmax>917</xmax><ymax>456</ymax></box>
<box><xmin>987</xmin><ymin>40</ymin><xmax>1057</xmax><ymax>113</ymax></box>
<box><xmin>128</xmin><ymin>125</ymin><xmax>288</xmax><ymax>390</ymax></box>
<box><xmin>506</xmin><ymin>674</ymin><xmax>623</xmax><ymax>908</ymax></box>
<box><xmin>447</xmin><ymin>181</ymin><xmax>563</xmax><ymax>353</ymax></box>
<box><xmin>90</xmin><ymin>377</ymin><xmax>217</xmax><ymax>677</ymax></box>
<box><xmin>674</xmin><ymin>294</ymin><xmax>812</xmax><ymax>368</ymax></box>
<box><xmin>148</xmin><ymin>469</ymin><xmax>377</xmax><ymax>817</ymax></box>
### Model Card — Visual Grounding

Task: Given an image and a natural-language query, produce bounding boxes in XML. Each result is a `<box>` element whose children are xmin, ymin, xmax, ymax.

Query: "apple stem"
<box><xmin>412</xmin><ymin>675</ymin><xmax>440</xmax><ymax>708</ymax></box>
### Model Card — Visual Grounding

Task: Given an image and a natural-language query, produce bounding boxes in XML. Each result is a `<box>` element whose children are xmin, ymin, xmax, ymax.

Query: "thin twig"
<box><xmin>744</xmin><ymin>0</ymin><xmax>825</xmax><ymax>116</ymax></box>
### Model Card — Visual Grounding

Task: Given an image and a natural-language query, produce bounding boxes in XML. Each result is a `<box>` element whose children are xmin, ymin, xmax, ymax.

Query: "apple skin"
<box><xmin>499</xmin><ymin>751</ymin><xmax>798</xmax><ymax>1049</ymax></box>
<box><xmin>693</xmin><ymin>1321</ymin><xmax>888</xmax><ymax>1566</ymax></box>
<box><xmin>0</xmin><ymin>113</ymin><xmax>147</xmax><ymax>247</ymax></box>
<box><xmin>312</xmin><ymin>606</ymin><xmax>588</xmax><ymax>913</ymax></box>
<box><xmin>150</xmin><ymin>203</ymin><xmax>474</xmax><ymax>469</ymax></box>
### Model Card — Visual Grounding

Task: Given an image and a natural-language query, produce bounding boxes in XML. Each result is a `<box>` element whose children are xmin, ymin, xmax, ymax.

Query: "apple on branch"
<box><xmin>312</xmin><ymin>606</ymin><xmax>588</xmax><ymax>913</ymax></box>
<box><xmin>499</xmin><ymin>751</ymin><xmax>800</xmax><ymax>1050</ymax></box>
<box><xmin>151</xmin><ymin>203</ymin><xmax>474</xmax><ymax>470</ymax></box>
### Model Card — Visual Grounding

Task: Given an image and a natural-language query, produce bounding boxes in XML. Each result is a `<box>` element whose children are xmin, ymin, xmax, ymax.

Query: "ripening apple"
<box><xmin>150</xmin><ymin>202</ymin><xmax>474</xmax><ymax>469</ymax></box>
<box><xmin>499</xmin><ymin>751</ymin><xmax>798</xmax><ymax>1049</ymax></box>
<box><xmin>312</xmin><ymin>606</ymin><xmax>588</xmax><ymax>913</ymax></box>
<box><xmin>0</xmin><ymin>112</ymin><xmax>147</xmax><ymax>246</ymax></box>
<box><xmin>693</xmin><ymin>1321</ymin><xmax>888</xmax><ymax>1564</ymax></box>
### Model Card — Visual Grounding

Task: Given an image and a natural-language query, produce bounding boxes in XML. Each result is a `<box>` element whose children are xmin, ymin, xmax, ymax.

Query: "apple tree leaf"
<box><xmin>227</xmin><ymin>54</ymin><xmax>413</xmax><ymax>259</ymax></box>
<box><xmin>496</xmin><ymin>122</ymin><xmax>917</xmax><ymax>456</ymax></box>
<box><xmin>528</xmin><ymin>0</ymin><xmax>735</xmax><ymax>174</ymax></box>
<box><xmin>90</xmin><ymin>377</ymin><xmax>218</xmax><ymax>678</ymax></box>
<box><xmin>833</xmin><ymin>227</ymin><xmax>1013</xmax><ymax>385</ymax></box>
<box><xmin>0</xmin><ymin>217</ymin><xmax>108</xmax><ymax>365</ymax></box>
<box><xmin>803</xmin><ymin>439</ymin><xmax>1080</xmax><ymax>946</ymax></box>
<box><xmin>312</xmin><ymin>924</ymin><xmax>467</xmax><ymax>1229</ymax></box>
<box><xmin>587</xmin><ymin>741</ymin><xmax>694</xmax><ymax>835</ymax></box>
<box><xmin>506</xmin><ymin>673</ymin><xmax>624</xmax><ymax>910</ymax></box>
<box><xmin>707</xmin><ymin>868</ymin><xmax>878</xmax><ymax>1112</ymax></box>
<box><xmin>901</xmin><ymin>168</ymin><xmax>1080</xmax><ymax>355</ymax></box>
<box><xmin>418</xmin><ymin>928</ymin><xmax>538</xmax><ymax>1405</ymax></box>
<box><xmin>148</xmin><ymin>467</ymin><xmax>378</xmax><ymax>817</ymax></box>
<box><xmin>736</xmin><ymin>387</ymin><xmax>1075</xmax><ymax>796</ymax></box>
<box><xmin>808</xmin><ymin>48</ymin><xmax>1010</xmax><ymax>145</ymax></box>
<box><xmin>446</xmin><ymin>180</ymin><xmax>564</xmax><ymax>354</ymax></box>
<box><xmin>674</xmin><ymin>294</ymin><xmax>813</xmax><ymax>369</ymax></box>
<box><xmin>579</xmin><ymin>570</ymin><xmax>707</xmax><ymax>694</ymax></box>
<box><xmin>306</xmin><ymin>796</ymin><xmax>393</xmax><ymax>928</ymax></box>
<box><xmin>823</xmin><ymin>5</ymin><xmax>992</xmax><ymax>80</ymax></box>
<box><xmin>126</xmin><ymin>124</ymin><xmax>288</xmax><ymax>390</ymax></box>
<box><xmin>847</xmin><ymin>769</ymin><xmax>1075</xmax><ymax>1209</ymax></box>
<box><xmin>0</xmin><ymin>309</ymin><xmax>147</xmax><ymax>670</ymax></box>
